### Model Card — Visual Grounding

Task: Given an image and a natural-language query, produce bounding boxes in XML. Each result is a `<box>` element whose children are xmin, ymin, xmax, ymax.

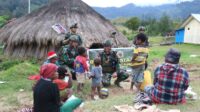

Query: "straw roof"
<box><xmin>0</xmin><ymin>0</ymin><xmax>130</xmax><ymax>59</ymax></box>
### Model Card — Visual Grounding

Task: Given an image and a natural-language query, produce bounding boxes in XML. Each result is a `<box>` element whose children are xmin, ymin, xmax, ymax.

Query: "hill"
<box><xmin>93</xmin><ymin>0</ymin><xmax>200</xmax><ymax>19</ymax></box>
<box><xmin>0</xmin><ymin>0</ymin><xmax>200</xmax><ymax>20</ymax></box>
<box><xmin>0</xmin><ymin>0</ymin><xmax>54</xmax><ymax>17</ymax></box>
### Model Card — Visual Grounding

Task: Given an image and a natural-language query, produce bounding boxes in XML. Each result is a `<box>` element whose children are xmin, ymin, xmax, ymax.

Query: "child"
<box><xmin>74</xmin><ymin>46</ymin><xmax>89</xmax><ymax>93</ymax></box>
<box><xmin>43</xmin><ymin>51</ymin><xmax>60</xmax><ymax>66</ymax></box>
<box><xmin>130</xmin><ymin>33</ymin><xmax>149</xmax><ymax>92</ymax></box>
<box><xmin>54</xmin><ymin>67</ymin><xmax>73</xmax><ymax>102</ymax></box>
<box><xmin>89</xmin><ymin>58</ymin><xmax>102</xmax><ymax>100</ymax></box>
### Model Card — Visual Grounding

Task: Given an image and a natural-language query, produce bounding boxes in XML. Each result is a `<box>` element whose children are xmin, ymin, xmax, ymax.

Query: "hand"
<box><xmin>65</xmin><ymin>73</ymin><xmax>72</xmax><ymax>78</ymax></box>
<box><xmin>112</xmin><ymin>72</ymin><xmax>117</xmax><ymax>78</ymax></box>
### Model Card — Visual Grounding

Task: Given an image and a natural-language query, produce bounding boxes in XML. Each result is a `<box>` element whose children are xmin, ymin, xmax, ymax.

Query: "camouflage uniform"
<box><xmin>65</xmin><ymin>33</ymin><xmax>82</xmax><ymax>46</ymax></box>
<box><xmin>58</xmin><ymin>45</ymin><xmax>78</xmax><ymax>69</ymax></box>
<box><xmin>100</xmin><ymin>40</ymin><xmax>129</xmax><ymax>87</ymax></box>
<box><xmin>133</xmin><ymin>26</ymin><xmax>149</xmax><ymax>46</ymax></box>
<box><xmin>64</xmin><ymin>23</ymin><xmax>83</xmax><ymax>46</ymax></box>
<box><xmin>58</xmin><ymin>35</ymin><xmax>79</xmax><ymax>80</ymax></box>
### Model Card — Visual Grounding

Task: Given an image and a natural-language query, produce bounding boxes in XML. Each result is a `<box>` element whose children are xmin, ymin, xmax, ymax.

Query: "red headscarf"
<box><xmin>40</xmin><ymin>63</ymin><xmax>57</xmax><ymax>79</ymax></box>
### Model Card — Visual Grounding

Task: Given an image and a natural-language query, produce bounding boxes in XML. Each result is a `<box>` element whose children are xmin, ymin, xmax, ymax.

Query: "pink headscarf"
<box><xmin>40</xmin><ymin>63</ymin><xmax>57</xmax><ymax>79</ymax></box>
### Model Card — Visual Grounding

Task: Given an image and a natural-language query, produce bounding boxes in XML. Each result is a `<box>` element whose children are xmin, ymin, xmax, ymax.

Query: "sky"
<box><xmin>82</xmin><ymin>0</ymin><xmax>193</xmax><ymax>7</ymax></box>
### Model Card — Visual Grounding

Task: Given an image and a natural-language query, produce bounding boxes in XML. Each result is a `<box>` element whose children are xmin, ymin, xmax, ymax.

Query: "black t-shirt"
<box><xmin>34</xmin><ymin>79</ymin><xmax>60</xmax><ymax>112</ymax></box>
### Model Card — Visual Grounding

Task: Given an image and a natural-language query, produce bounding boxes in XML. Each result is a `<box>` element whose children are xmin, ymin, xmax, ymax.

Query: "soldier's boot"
<box><xmin>114</xmin><ymin>79</ymin><xmax>122</xmax><ymax>88</ymax></box>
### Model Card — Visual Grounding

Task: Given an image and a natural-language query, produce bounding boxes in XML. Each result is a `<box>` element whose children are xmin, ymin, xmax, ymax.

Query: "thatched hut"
<box><xmin>0</xmin><ymin>0</ymin><xmax>130</xmax><ymax>59</ymax></box>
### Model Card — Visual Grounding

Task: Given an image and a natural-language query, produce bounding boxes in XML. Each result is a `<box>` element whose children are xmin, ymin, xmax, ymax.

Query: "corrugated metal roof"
<box><xmin>191</xmin><ymin>14</ymin><xmax>200</xmax><ymax>22</ymax></box>
<box><xmin>179</xmin><ymin>13</ymin><xmax>200</xmax><ymax>28</ymax></box>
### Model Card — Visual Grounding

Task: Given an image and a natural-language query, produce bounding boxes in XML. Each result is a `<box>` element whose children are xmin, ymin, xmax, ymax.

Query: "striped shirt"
<box><xmin>132</xmin><ymin>46</ymin><xmax>149</xmax><ymax>66</ymax></box>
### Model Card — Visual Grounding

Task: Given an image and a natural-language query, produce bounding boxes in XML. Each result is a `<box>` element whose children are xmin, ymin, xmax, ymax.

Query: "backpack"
<box><xmin>74</xmin><ymin>60</ymin><xmax>84</xmax><ymax>73</ymax></box>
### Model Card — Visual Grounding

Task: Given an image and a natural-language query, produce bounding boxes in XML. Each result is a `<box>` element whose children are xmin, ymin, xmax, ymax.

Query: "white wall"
<box><xmin>184</xmin><ymin>18</ymin><xmax>200</xmax><ymax>44</ymax></box>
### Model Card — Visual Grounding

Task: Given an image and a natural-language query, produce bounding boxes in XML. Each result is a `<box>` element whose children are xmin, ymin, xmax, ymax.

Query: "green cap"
<box><xmin>69</xmin><ymin>35</ymin><xmax>79</xmax><ymax>42</ymax></box>
<box><xmin>104</xmin><ymin>40</ymin><xmax>112</xmax><ymax>47</ymax></box>
<box><xmin>70</xmin><ymin>23</ymin><xmax>78</xmax><ymax>29</ymax></box>
<box><xmin>138</xmin><ymin>26</ymin><xmax>145</xmax><ymax>31</ymax></box>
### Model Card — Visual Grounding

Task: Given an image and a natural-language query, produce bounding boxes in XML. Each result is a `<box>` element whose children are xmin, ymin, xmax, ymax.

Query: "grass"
<box><xmin>84</xmin><ymin>37</ymin><xmax>200</xmax><ymax>112</ymax></box>
<box><xmin>84</xmin><ymin>69</ymin><xmax>200</xmax><ymax>112</ymax></box>
<box><xmin>0</xmin><ymin>62</ymin><xmax>39</xmax><ymax>111</ymax></box>
<box><xmin>149</xmin><ymin>37</ymin><xmax>200</xmax><ymax>64</ymax></box>
<box><xmin>0</xmin><ymin>37</ymin><xmax>200</xmax><ymax>112</ymax></box>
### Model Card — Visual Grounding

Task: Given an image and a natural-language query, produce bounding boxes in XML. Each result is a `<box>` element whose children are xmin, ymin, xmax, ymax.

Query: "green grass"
<box><xmin>84</xmin><ymin>37</ymin><xmax>200</xmax><ymax>112</ymax></box>
<box><xmin>84</xmin><ymin>93</ymin><xmax>133</xmax><ymax>112</ymax></box>
<box><xmin>148</xmin><ymin>37</ymin><xmax>200</xmax><ymax>64</ymax></box>
<box><xmin>0</xmin><ymin>62</ymin><xmax>39</xmax><ymax>110</ymax></box>
<box><xmin>0</xmin><ymin>62</ymin><xmax>39</xmax><ymax>92</ymax></box>
<box><xmin>0</xmin><ymin>37</ymin><xmax>200</xmax><ymax>111</ymax></box>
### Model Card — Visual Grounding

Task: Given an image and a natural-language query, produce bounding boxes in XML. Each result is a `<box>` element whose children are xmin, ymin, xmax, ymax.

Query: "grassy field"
<box><xmin>0</xmin><ymin>37</ymin><xmax>200</xmax><ymax>112</ymax></box>
<box><xmin>84</xmin><ymin>37</ymin><xmax>200</xmax><ymax>112</ymax></box>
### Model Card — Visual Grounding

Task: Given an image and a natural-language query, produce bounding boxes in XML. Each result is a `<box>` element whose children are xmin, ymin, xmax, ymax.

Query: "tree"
<box><xmin>125</xmin><ymin>17</ymin><xmax>140</xmax><ymax>32</ymax></box>
<box><xmin>0</xmin><ymin>0</ymin><xmax>56</xmax><ymax>18</ymax></box>
<box><xmin>146</xmin><ymin>18</ymin><xmax>160</xmax><ymax>36</ymax></box>
<box><xmin>158</xmin><ymin>14</ymin><xmax>173</xmax><ymax>35</ymax></box>
<box><xmin>0</xmin><ymin>15</ymin><xmax>10</xmax><ymax>28</ymax></box>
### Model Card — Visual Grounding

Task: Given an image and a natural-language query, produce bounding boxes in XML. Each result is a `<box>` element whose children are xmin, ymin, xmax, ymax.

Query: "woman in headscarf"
<box><xmin>33</xmin><ymin>63</ymin><xmax>60</xmax><ymax>112</ymax></box>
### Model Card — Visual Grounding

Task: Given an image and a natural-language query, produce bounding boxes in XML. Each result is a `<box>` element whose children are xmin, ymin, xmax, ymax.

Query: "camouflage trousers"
<box><xmin>102</xmin><ymin>73</ymin><xmax>112</xmax><ymax>87</ymax></box>
<box><xmin>102</xmin><ymin>72</ymin><xmax>129</xmax><ymax>87</ymax></box>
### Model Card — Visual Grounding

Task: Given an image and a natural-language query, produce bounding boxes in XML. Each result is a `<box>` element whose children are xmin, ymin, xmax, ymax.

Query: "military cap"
<box><xmin>70</xmin><ymin>23</ymin><xmax>78</xmax><ymax>29</ymax></box>
<box><xmin>138</xmin><ymin>26</ymin><xmax>145</xmax><ymax>32</ymax></box>
<box><xmin>103</xmin><ymin>40</ymin><xmax>112</xmax><ymax>47</ymax></box>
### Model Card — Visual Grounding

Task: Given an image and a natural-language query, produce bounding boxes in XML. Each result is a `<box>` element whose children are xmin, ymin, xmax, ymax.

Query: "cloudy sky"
<box><xmin>82</xmin><ymin>0</ymin><xmax>193</xmax><ymax>7</ymax></box>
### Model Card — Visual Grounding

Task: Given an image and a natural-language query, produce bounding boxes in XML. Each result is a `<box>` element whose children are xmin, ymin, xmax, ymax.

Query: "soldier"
<box><xmin>133</xmin><ymin>26</ymin><xmax>149</xmax><ymax>47</ymax></box>
<box><xmin>110</xmin><ymin>31</ymin><xmax>118</xmax><ymax>48</ymax></box>
<box><xmin>63</xmin><ymin>23</ymin><xmax>83</xmax><ymax>46</ymax></box>
<box><xmin>58</xmin><ymin>35</ymin><xmax>79</xmax><ymax>80</ymax></box>
<box><xmin>99</xmin><ymin>40</ymin><xmax>128</xmax><ymax>87</ymax></box>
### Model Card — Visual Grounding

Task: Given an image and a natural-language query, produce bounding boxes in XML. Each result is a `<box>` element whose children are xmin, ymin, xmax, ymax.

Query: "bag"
<box><xmin>140</xmin><ymin>70</ymin><xmax>152</xmax><ymax>91</ymax></box>
<box><xmin>134</xmin><ymin>92</ymin><xmax>152</xmax><ymax>105</ymax></box>
<box><xmin>60</xmin><ymin>95</ymin><xmax>83</xmax><ymax>112</ymax></box>
<box><xmin>74</xmin><ymin>60</ymin><xmax>84</xmax><ymax>73</ymax></box>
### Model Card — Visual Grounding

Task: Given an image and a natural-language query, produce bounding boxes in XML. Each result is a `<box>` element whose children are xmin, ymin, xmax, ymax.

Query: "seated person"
<box><xmin>30</xmin><ymin>67</ymin><xmax>72</xmax><ymax>103</ymax></box>
<box><xmin>43</xmin><ymin>51</ymin><xmax>60</xmax><ymax>66</ymax></box>
<box><xmin>54</xmin><ymin>67</ymin><xmax>73</xmax><ymax>102</ymax></box>
<box><xmin>33</xmin><ymin>63</ymin><xmax>60</xmax><ymax>112</ymax></box>
<box><xmin>33</xmin><ymin>64</ymin><xmax>80</xmax><ymax>112</ymax></box>
<box><xmin>145</xmin><ymin>48</ymin><xmax>189</xmax><ymax>104</ymax></box>
<box><xmin>54</xmin><ymin>67</ymin><xmax>72</xmax><ymax>90</ymax></box>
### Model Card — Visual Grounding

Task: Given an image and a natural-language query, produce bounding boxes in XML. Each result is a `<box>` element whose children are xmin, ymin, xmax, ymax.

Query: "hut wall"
<box><xmin>184</xmin><ymin>18</ymin><xmax>200</xmax><ymax>44</ymax></box>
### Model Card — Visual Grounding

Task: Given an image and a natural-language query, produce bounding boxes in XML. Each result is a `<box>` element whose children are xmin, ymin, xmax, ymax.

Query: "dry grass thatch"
<box><xmin>0</xmin><ymin>0</ymin><xmax>130</xmax><ymax>59</ymax></box>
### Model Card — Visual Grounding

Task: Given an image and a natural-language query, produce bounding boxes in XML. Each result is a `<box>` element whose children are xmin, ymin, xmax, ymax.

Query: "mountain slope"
<box><xmin>93</xmin><ymin>1</ymin><xmax>200</xmax><ymax>19</ymax></box>
<box><xmin>0</xmin><ymin>0</ymin><xmax>200</xmax><ymax>20</ymax></box>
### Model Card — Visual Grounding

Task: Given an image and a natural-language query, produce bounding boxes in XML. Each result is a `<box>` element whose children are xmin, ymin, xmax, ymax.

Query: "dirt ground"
<box><xmin>0</xmin><ymin>92</ymin><xmax>32</xmax><ymax>112</ymax></box>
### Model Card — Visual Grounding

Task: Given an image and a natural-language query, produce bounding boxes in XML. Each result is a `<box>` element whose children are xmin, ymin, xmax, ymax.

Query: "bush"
<box><xmin>126</xmin><ymin>33</ymin><xmax>137</xmax><ymax>41</ymax></box>
<box><xmin>0</xmin><ymin>15</ymin><xmax>10</xmax><ymax>28</ymax></box>
<box><xmin>125</xmin><ymin>17</ymin><xmax>140</xmax><ymax>32</ymax></box>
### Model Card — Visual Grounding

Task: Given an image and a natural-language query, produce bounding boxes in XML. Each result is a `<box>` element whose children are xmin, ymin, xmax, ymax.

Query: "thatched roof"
<box><xmin>0</xmin><ymin>0</ymin><xmax>130</xmax><ymax>59</ymax></box>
